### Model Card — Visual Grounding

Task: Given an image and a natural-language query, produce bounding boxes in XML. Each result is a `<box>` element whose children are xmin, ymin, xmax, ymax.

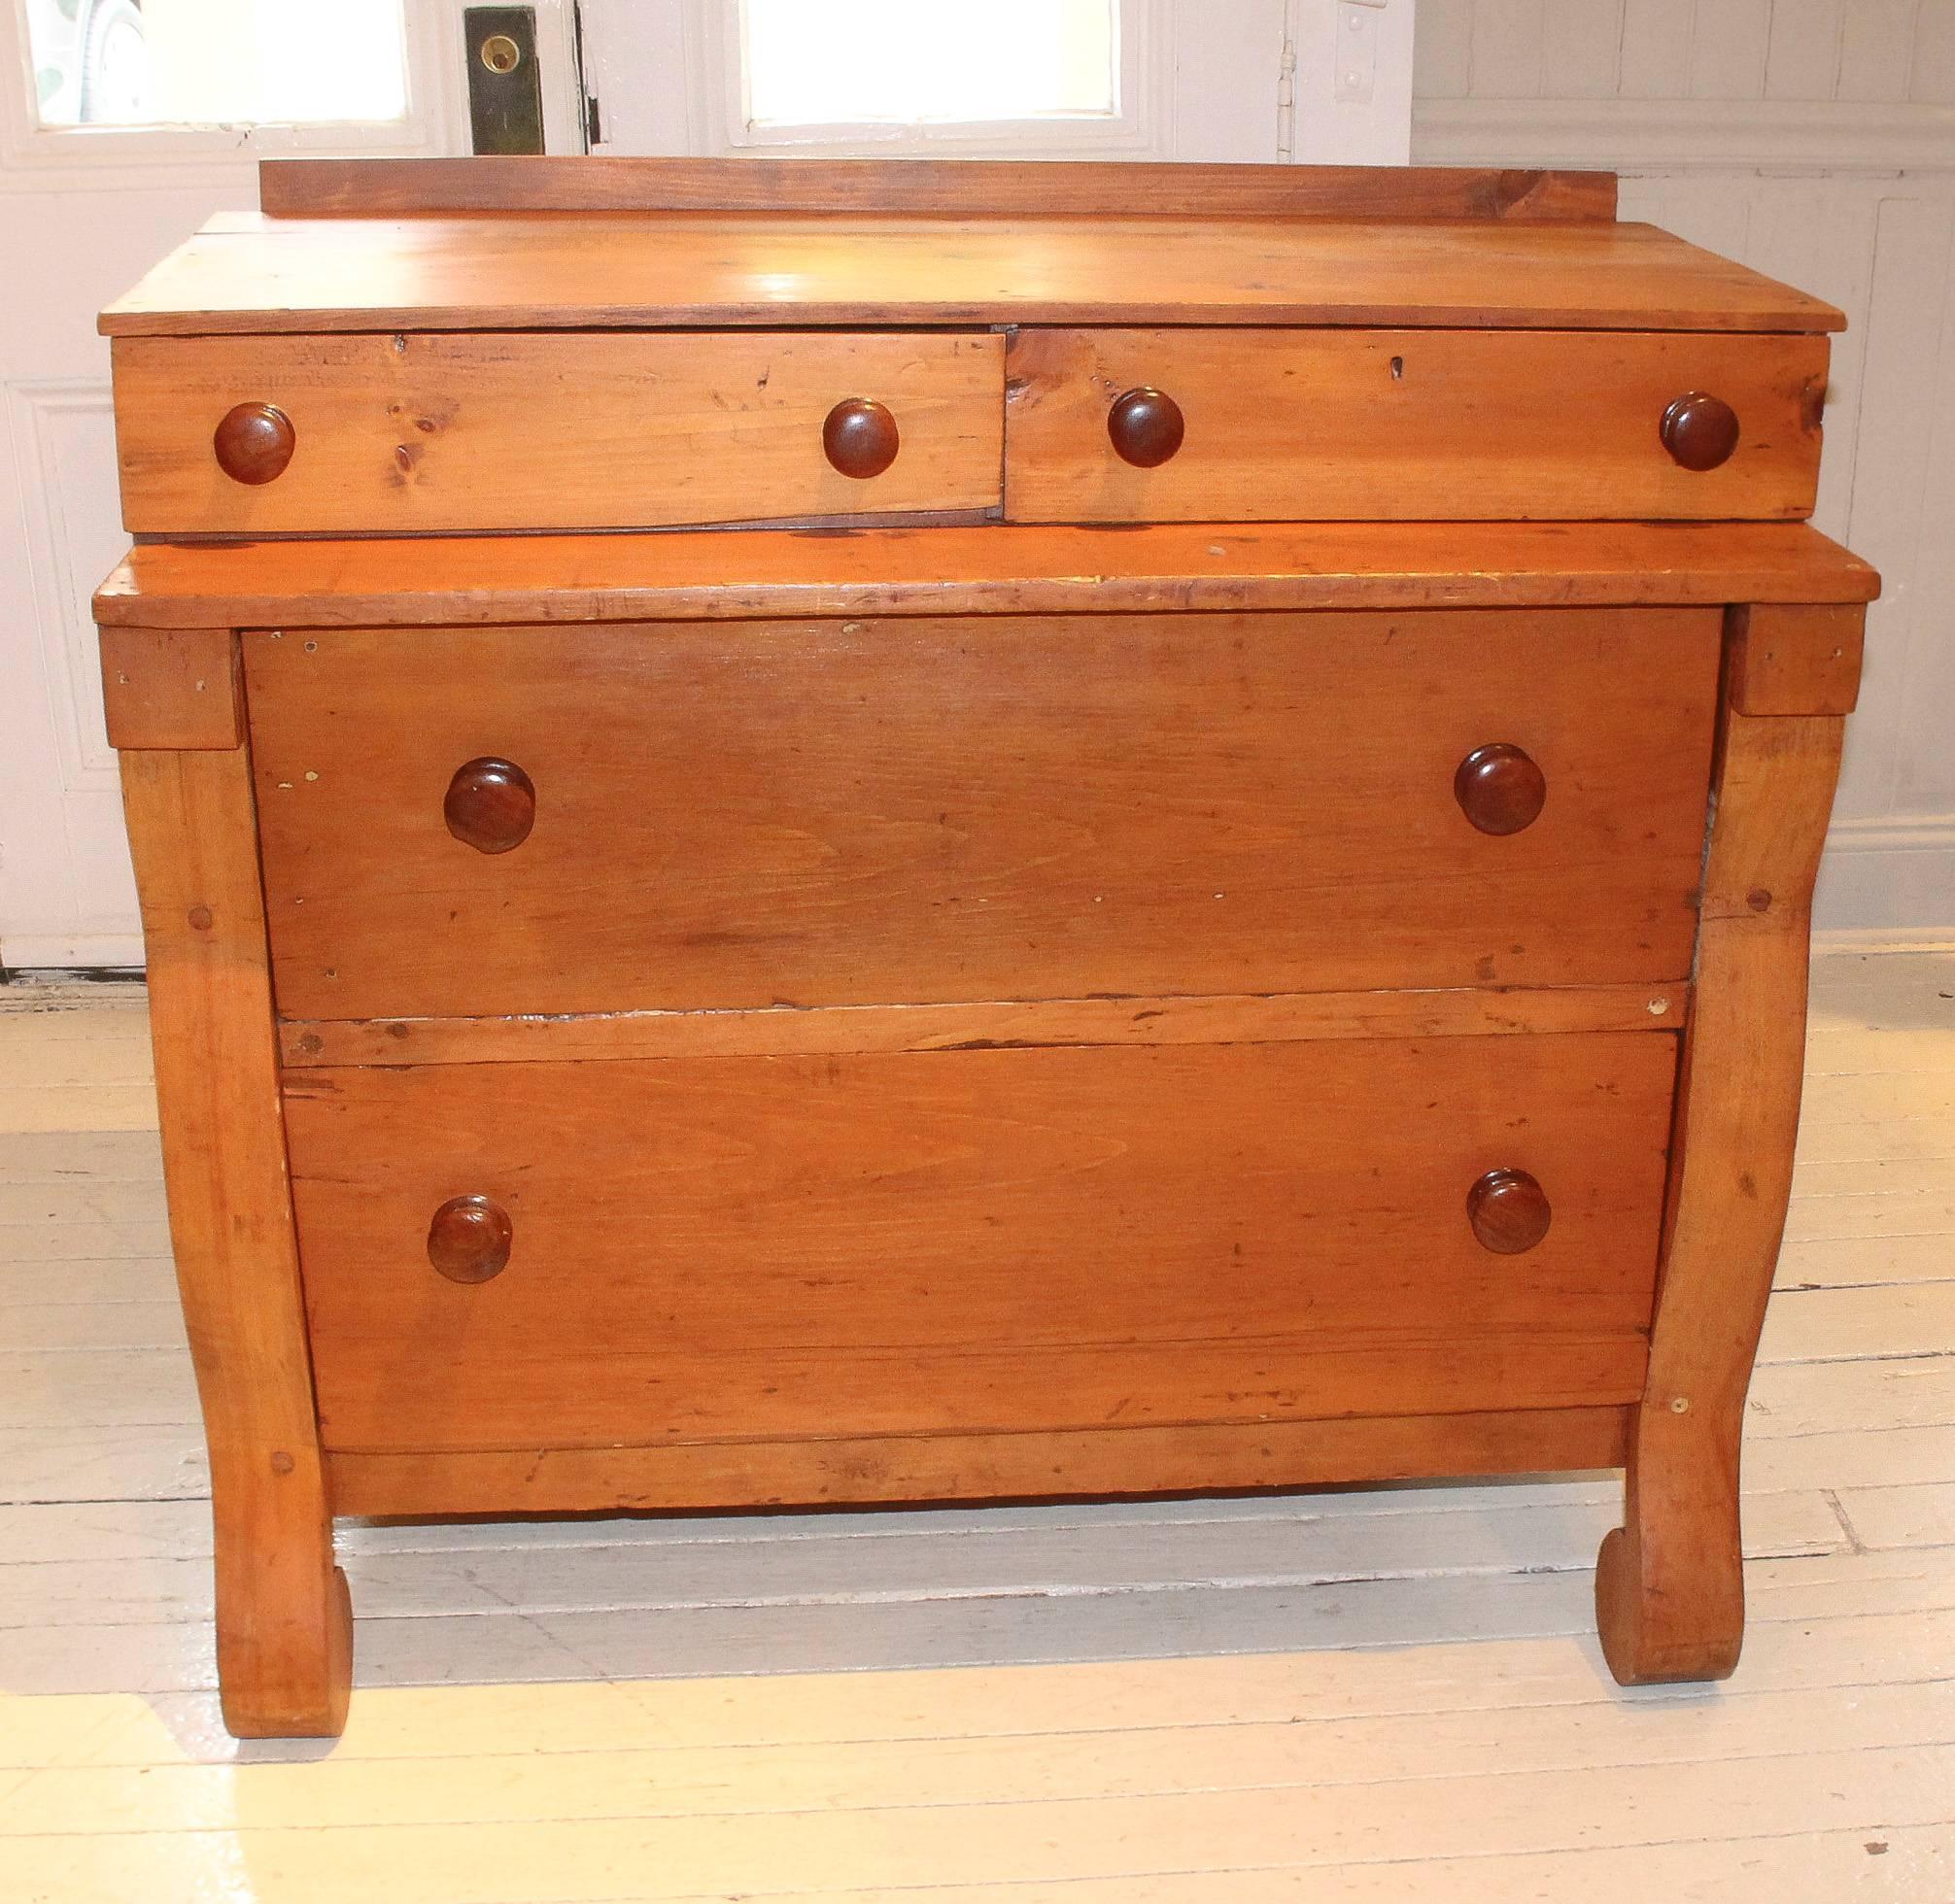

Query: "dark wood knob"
<box><xmin>1467</xmin><ymin>1169</ymin><xmax>1553</xmax><ymax>1254</ymax></box>
<box><xmin>427</xmin><ymin>1194</ymin><xmax>512</xmax><ymax>1283</ymax></box>
<box><xmin>213</xmin><ymin>402</ymin><xmax>295</xmax><ymax>486</ymax></box>
<box><xmin>1661</xmin><ymin>391</ymin><xmax>1740</xmax><ymax>472</ymax></box>
<box><xmin>444</xmin><ymin>758</ymin><xmax>535</xmax><ymax>855</ymax></box>
<box><xmin>822</xmin><ymin>398</ymin><xmax>899</xmax><ymax>479</ymax></box>
<box><xmin>1108</xmin><ymin>387</ymin><xmax>1184</xmax><ymax>468</ymax></box>
<box><xmin>1455</xmin><ymin>743</ymin><xmax>1547</xmax><ymax>835</ymax></box>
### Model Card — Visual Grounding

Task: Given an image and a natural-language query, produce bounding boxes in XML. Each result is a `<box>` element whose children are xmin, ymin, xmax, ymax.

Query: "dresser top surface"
<box><xmin>99</xmin><ymin>158</ymin><xmax>1842</xmax><ymax>339</ymax></box>
<box><xmin>95</xmin><ymin>522</ymin><xmax>1877</xmax><ymax>629</ymax></box>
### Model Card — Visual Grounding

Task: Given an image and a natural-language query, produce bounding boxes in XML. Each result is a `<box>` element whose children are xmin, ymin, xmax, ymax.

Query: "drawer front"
<box><xmin>288</xmin><ymin>1034</ymin><xmax>1674</xmax><ymax>1454</ymax></box>
<box><xmin>1004</xmin><ymin>327</ymin><xmax>1824</xmax><ymax>523</ymax></box>
<box><xmin>111</xmin><ymin>330</ymin><xmax>1005</xmax><ymax>534</ymax></box>
<box><xmin>248</xmin><ymin>607</ymin><xmax>1721</xmax><ymax>1022</ymax></box>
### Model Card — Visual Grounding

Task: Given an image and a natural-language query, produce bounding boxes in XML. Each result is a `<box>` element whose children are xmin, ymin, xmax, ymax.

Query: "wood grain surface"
<box><xmin>1005</xmin><ymin>328</ymin><xmax>1826</xmax><ymax>523</ymax></box>
<box><xmin>98</xmin><ymin>214</ymin><xmax>1843</xmax><ymax>337</ymax></box>
<box><xmin>257</xmin><ymin>156</ymin><xmax>1622</xmax><ymax>222</ymax></box>
<box><xmin>93</xmin><ymin>521</ymin><xmax>1880</xmax><ymax>630</ymax></box>
<box><xmin>119</xmin><ymin>745</ymin><xmax>350</xmax><ymax>1736</ymax></box>
<box><xmin>1596</xmin><ymin>708</ymin><xmax>1848</xmax><ymax>1684</ymax></box>
<box><xmin>326</xmin><ymin>1406</ymin><xmax>1634</xmax><ymax>1518</ymax></box>
<box><xmin>276</xmin><ymin>982</ymin><xmax>1685</xmax><ymax>1069</ymax></box>
<box><xmin>112</xmin><ymin>331</ymin><xmax>1005</xmax><ymax>535</ymax></box>
<box><xmin>98</xmin><ymin>626</ymin><xmax>241</xmax><ymax>751</ymax></box>
<box><xmin>1728</xmin><ymin>602</ymin><xmax>1867</xmax><ymax>715</ymax></box>
<box><xmin>244</xmin><ymin>607</ymin><xmax>1721</xmax><ymax>1022</ymax></box>
<box><xmin>284</xmin><ymin>1033</ymin><xmax>1676</xmax><ymax>1454</ymax></box>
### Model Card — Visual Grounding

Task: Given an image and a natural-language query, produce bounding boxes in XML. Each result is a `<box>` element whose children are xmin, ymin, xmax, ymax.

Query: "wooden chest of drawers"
<box><xmin>95</xmin><ymin>156</ymin><xmax>1878</xmax><ymax>1738</ymax></box>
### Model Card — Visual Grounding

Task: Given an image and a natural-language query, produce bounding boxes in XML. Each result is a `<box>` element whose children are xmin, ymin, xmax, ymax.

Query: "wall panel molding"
<box><xmin>7</xmin><ymin>379</ymin><xmax>124</xmax><ymax>797</ymax></box>
<box><xmin>1825</xmin><ymin>813</ymin><xmax>1955</xmax><ymax>857</ymax></box>
<box><xmin>1415</xmin><ymin>97</ymin><xmax>1955</xmax><ymax>170</ymax></box>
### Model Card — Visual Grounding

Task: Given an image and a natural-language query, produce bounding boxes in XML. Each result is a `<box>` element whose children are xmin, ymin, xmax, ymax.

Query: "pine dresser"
<box><xmin>94</xmin><ymin>156</ymin><xmax>1878</xmax><ymax>1738</ymax></box>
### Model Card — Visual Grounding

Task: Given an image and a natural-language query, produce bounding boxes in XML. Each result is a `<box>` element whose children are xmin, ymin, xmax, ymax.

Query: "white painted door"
<box><xmin>0</xmin><ymin>0</ymin><xmax>585</xmax><ymax>970</ymax></box>
<box><xmin>579</xmin><ymin>1</ymin><xmax>1412</xmax><ymax>169</ymax></box>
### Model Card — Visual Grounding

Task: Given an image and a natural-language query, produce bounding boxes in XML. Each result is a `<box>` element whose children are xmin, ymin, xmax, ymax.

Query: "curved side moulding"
<box><xmin>119</xmin><ymin>705</ymin><xmax>353</xmax><ymax>1737</ymax></box>
<box><xmin>1595</xmin><ymin>603</ymin><xmax>1860</xmax><ymax>1685</ymax></box>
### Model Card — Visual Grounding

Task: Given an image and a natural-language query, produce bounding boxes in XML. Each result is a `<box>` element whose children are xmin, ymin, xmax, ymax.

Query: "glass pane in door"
<box><xmin>741</xmin><ymin>0</ymin><xmax>1118</xmax><ymax>127</ymax></box>
<box><xmin>26</xmin><ymin>0</ymin><xmax>407</xmax><ymax>127</ymax></box>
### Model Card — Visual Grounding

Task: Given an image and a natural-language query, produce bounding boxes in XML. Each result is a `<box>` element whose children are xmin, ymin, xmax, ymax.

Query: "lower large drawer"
<box><xmin>286</xmin><ymin>1032</ymin><xmax>1676</xmax><ymax>1455</ymax></box>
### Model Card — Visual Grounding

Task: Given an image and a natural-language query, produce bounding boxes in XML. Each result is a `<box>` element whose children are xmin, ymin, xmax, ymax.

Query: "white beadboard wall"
<box><xmin>1413</xmin><ymin>0</ymin><xmax>1955</xmax><ymax>940</ymax></box>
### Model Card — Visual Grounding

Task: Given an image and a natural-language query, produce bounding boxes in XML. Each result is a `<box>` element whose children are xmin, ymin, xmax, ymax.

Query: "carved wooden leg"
<box><xmin>1596</xmin><ymin>683</ymin><xmax>1847</xmax><ymax>1685</ymax></box>
<box><xmin>120</xmin><ymin>717</ymin><xmax>352</xmax><ymax>1737</ymax></box>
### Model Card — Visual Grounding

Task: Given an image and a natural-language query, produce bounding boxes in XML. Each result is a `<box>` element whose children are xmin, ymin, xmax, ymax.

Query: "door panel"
<box><xmin>0</xmin><ymin>0</ymin><xmax>580</xmax><ymax>965</ymax></box>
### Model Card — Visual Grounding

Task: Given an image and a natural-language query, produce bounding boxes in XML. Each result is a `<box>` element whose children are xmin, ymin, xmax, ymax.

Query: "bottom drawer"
<box><xmin>285</xmin><ymin>1033</ymin><xmax>1677</xmax><ymax>1455</ymax></box>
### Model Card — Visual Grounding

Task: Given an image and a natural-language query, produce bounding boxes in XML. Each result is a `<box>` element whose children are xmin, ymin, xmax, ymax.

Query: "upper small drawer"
<box><xmin>110</xmin><ymin>330</ymin><xmax>1005</xmax><ymax>535</ymax></box>
<box><xmin>1004</xmin><ymin>327</ymin><xmax>1825</xmax><ymax>524</ymax></box>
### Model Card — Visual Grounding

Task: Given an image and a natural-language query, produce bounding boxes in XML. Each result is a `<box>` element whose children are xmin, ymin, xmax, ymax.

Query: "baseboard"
<box><xmin>0</xmin><ymin>933</ymin><xmax>146</xmax><ymax>975</ymax></box>
<box><xmin>1812</xmin><ymin>930</ymin><xmax>1955</xmax><ymax>954</ymax></box>
<box><xmin>1813</xmin><ymin>813</ymin><xmax>1955</xmax><ymax>941</ymax></box>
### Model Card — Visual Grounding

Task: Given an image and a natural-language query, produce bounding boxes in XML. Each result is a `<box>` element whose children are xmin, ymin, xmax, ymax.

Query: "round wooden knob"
<box><xmin>212</xmin><ymin>402</ymin><xmax>295</xmax><ymax>486</ymax></box>
<box><xmin>1108</xmin><ymin>387</ymin><xmax>1184</xmax><ymax>468</ymax></box>
<box><xmin>1467</xmin><ymin>1169</ymin><xmax>1553</xmax><ymax>1255</ymax></box>
<box><xmin>1455</xmin><ymin>743</ymin><xmax>1547</xmax><ymax>835</ymax></box>
<box><xmin>444</xmin><ymin>758</ymin><xmax>535</xmax><ymax>855</ymax></box>
<box><xmin>822</xmin><ymin>398</ymin><xmax>899</xmax><ymax>479</ymax></box>
<box><xmin>427</xmin><ymin>1194</ymin><xmax>513</xmax><ymax>1284</ymax></box>
<box><xmin>1661</xmin><ymin>391</ymin><xmax>1740</xmax><ymax>472</ymax></box>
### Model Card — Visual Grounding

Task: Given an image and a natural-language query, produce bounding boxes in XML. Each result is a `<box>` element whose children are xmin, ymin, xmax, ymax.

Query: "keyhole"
<box><xmin>480</xmin><ymin>34</ymin><xmax>522</xmax><ymax>75</ymax></box>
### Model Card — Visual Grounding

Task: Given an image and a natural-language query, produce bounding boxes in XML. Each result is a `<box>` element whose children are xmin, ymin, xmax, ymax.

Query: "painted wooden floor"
<box><xmin>0</xmin><ymin>953</ymin><xmax>1951</xmax><ymax>1902</ymax></box>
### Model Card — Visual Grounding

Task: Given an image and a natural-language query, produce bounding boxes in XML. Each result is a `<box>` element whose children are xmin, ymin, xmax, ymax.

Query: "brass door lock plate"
<box><xmin>465</xmin><ymin>7</ymin><xmax>543</xmax><ymax>153</ymax></box>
